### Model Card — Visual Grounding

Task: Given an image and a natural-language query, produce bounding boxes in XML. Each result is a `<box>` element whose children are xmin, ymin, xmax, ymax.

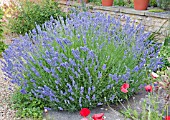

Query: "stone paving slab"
<box><xmin>44</xmin><ymin>106</ymin><xmax>130</xmax><ymax>120</ymax></box>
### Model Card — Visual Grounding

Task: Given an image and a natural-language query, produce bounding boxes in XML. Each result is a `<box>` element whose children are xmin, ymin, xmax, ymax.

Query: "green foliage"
<box><xmin>0</xmin><ymin>8</ymin><xmax>8</xmax><ymax>57</ymax></box>
<box><xmin>0</xmin><ymin>41</ymin><xmax>8</xmax><ymax>57</ymax></box>
<box><xmin>114</xmin><ymin>0</ymin><xmax>126</xmax><ymax>6</ymax></box>
<box><xmin>149</xmin><ymin>0</ymin><xmax>157</xmax><ymax>7</ymax></box>
<box><xmin>8</xmin><ymin>0</ymin><xmax>66</xmax><ymax>35</ymax></box>
<box><xmin>148</xmin><ymin>8</ymin><xmax>165</xmax><ymax>12</ymax></box>
<box><xmin>157</xmin><ymin>0</ymin><xmax>170</xmax><ymax>10</ymax></box>
<box><xmin>0</xmin><ymin>8</ymin><xmax>3</xmax><ymax>38</ymax></box>
<box><xmin>11</xmin><ymin>89</ymin><xmax>45</xmax><ymax>119</ymax></box>
<box><xmin>122</xmin><ymin>94</ymin><xmax>165</xmax><ymax>120</ymax></box>
<box><xmin>159</xmin><ymin>36</ymin><xmax>170</xmax><ymax>70</ymax></box>
<box><xmin>89</xmin><ymin>0</ymin><xmax>101</xmax><ymax>5</ymax></box>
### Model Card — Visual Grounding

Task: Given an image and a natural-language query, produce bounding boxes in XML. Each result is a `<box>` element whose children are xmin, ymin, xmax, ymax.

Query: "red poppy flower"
<box><xmin>80</xmin><ymin>108</ymin><xmax>90</xmax><ymax>117</ymax></box>
<box><xmin>92</xmin><ymin>113</ymin><xmax>104</xmax><ymax>120</ymax></box>
<box><xmin>165</xmin><ymin>116</ymin><xmax>170</xmax><ymax>120</ymax></box>
<box><xmin>145</xmin><ymin>85</ymin><xmax>152</xmax><ymax>92</ymax></box>
<box><xmin>121</xmin><ymin>83</ymin><xmax>129</xmax><ymax>93</ymax></box>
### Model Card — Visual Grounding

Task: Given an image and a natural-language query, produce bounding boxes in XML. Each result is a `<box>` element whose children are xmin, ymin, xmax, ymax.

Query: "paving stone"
<box><xmin>44</xmin><ymin>106</ymin><xmax>130</xmax><ymax>120</ymax></box>
<box><xmin>120</xmin><ymin>8</ymin><xmax>145</xmax><ymax>15</ymax></box>
<box><xmin>145</xmin><ymin>11</ymin><xmax>170</xmax><ymax>19</ymax></box>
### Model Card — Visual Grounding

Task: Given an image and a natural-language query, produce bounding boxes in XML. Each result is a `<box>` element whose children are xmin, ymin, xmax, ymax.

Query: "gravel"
<box><xmin>0</xmin><ymin>59</ymin><xmax>16</xmax><ymax>120</ymax></box>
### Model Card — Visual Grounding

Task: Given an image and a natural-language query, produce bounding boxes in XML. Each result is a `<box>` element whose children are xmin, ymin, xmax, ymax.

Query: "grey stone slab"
<box><xmin>44</xmin><ymin>106</ymin><xmax>130</xmax><ymax>120</ymax></box>
<box><xmin>94</xmin><ymin>6</ymin><xmax>120</xmax><ymax>12</ymax></box>
<box><xmin>120</xmin><ymin>8</ymin><xmax>146</xmax><ymax>15</ymax></box>
<box><xmin>145</xmin><ymin>11</ymin><xmax>170</xmax><ymax>18</ymax></box>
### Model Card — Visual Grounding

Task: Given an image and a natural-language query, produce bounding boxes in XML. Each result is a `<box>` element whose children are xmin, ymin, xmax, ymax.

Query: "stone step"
<box><xmin>44</xmin><ymin>106</ymin><xmax>130</xmax><ymax>120</ymax></box>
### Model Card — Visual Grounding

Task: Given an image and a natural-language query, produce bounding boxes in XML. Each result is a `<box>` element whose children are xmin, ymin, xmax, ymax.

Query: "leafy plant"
<box><xmin>0</xmin><ymin>41</ymin><xmax>8</xmax><ymax>57</ymax></box>
<box><xmin>156</xmin><ymin>70</ymin><xmax>170</xmax><ymax>103</ymax></box>
<box><xmin>159</xmin><ymin>36</ymin><xmax>170</xmax><ymax>70</ymax></box>
<box><xmin>149</xmin><ymin>0</ymin><xmax>157</xmax><ymax>7</ymax></box>
<box><xmin>148</xmin><ymin>8</ymin><xmax>165</xmax><ymax>12</ymax></box>
<box><xmin>114</xmin><ymin>0</ymin><xmax>126</xmax><ymax>6</ymax></box>
<box><xmin>11</xmin><ymin>88</ymin><xmax>45</xmax><ymax>119</ymax></box>
<box><xmin>0</xmin><ymin>8</ymin><xmax>7</xmax><ymax>57</ymax></box>
<box><xmin>8</xmin><ymin>0</ymin><xmax>66</xmax><ymax>35</ymax></box>
<box><xmin>121</xmin><ymin>95</ymin><xmax>165</xmax><ymax>120</ymax></box>
<box><xmin>89</xmin><ymin>0</ymin><xmax>101</xmax><ymax>5</ymax></box>
<box><xmin>1</xmin><ymin>0</ymin><xmax>19</xmax><ymax>34</ymax></box>
<box><xmin>2</xmin><ymin>12</ymin><xmax>163</xmax><ymax>112</ymax></box>
<box><xmin>0</xmin><ymin>8</ymin><xmax>3</xmax><ymax>38</ymax></box>
<box><xmin>157</xmin><ymin>0</ymin><xmax>170</xmax><ymax>10</ymax></box>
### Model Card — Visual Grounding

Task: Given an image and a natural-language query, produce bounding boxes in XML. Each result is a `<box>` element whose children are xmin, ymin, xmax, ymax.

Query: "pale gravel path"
<box><xmin>0</xmin><ymin>59</ymin><xmax>16</xmax><ymax>120</ymax></box>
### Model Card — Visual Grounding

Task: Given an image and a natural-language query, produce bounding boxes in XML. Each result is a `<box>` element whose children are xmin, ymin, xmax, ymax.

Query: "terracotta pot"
<box><xmin>102</xmin><ymin>0</ymin><xmax>114</xmax><ymax>6</ymax></box>
<box><xmin>134</xmin><ymin>0</ymin><xmax>149</xmax><ymax>10</ymax></box>
<box><xmin>78</xmin><ymin>0</ymin><xmax>88</xmax><ymax>3</ymax></box>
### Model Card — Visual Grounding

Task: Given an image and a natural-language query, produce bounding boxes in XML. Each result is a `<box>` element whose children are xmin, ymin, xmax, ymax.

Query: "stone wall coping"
<box><xmin>58</xmin><ymin>0</ymin><xmax>170</xmax><ymax>19</ymax></box>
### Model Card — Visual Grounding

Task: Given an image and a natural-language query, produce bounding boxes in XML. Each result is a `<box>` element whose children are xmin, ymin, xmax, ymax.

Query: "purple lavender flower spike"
<box><xmin>86</xmin><ymin>95</ymin><xmax>90</xmax><ymax>101</ymax></box>
<box><xmin>58</xmin><ymin>107</ymin><xmax>63</xmax><ymax>111</ymax></box>
<box><xmin>102</xmin><ymin>64</ymin><xmax>106</xmax><ymax>70</ymax></box>
<box><xmin>110</xmin><ymin>95</ymin><xmax>115</xmax><ymax>101</ymax></box>
<box><xmin>80</xmin><ymin>87</ymin><xmax>84</xmax><ymax>95</ymax></box>
<box><xmin>97</xmin><ymin>103</ymin><xmax>103</xmax><ymax>106</ymax></box>
<box><xmin>20</xmin><ymin>88</ymin><xmax>27</xmax><ymax>94</ymax></box>
<box><xmin>92</xmin><ymin>94</ymin><xmax>96</xmax><ymax>100</ymax></box>
<box><xmin>98</xmin><ymin>71</ymin><xmax>102</xmax><ymax>78</ymax></box>
<box><xmin>69</xmin><ymin>96</ymin><xmax>74</xmax><ymax>101</ymax></box>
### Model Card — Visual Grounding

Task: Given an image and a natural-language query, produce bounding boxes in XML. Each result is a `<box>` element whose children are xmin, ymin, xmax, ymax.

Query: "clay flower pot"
<box><xmin>134</xmin><ymin>0</ymin><xmax>149</xmax><ymax>10</ymax></box>
<box><xmin>102</xmin><ymin>0</ymin><xmax>114</xmax><ymax>6</ymax></box>
<box><xmin>78</xmin><ymin>0</ymin><xmax>89</xmax><ymax>3</ymax></box>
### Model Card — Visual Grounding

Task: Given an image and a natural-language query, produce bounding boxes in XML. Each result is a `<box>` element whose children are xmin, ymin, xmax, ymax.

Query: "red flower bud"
<box><xmin>145</xmin><ymin>85</ymin><xmax>152</xmax><ymax>92</ymax></box>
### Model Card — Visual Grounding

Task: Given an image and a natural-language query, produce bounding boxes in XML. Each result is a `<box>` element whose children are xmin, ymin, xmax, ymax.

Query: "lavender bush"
<box><xmin>1</xmin><ymin>12</ymin><xmax>163</xmax><ymax>111</ymax></box>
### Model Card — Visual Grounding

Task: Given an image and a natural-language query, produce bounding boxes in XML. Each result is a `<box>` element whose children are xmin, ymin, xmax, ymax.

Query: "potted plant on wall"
<box><xmin>134</xmin><ymin>0</ymin><xmax>150</xmax><ymax>10</ymax></box>
<box><xmin>102</xmin><ymin>0</ymin><xmax>114</xmax><ymax>6</ymax></box>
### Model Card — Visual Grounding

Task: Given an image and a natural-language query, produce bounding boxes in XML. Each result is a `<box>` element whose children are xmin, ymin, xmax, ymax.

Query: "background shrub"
<box><xmin>2</xmin><ymin>12</ymin><xmax>163</xmax><ymax>111</ymax></box>
<box><xmin>149</xmin><ymin>0</ymin><xmax>157</xmax><ymax>7</ymax></box>
<box><xmin>0</xmin><ymin>41</ymin><xmax>8</xmax><ymax>57</ymax></box>
<box><xmin>159</xmin><ymin>36</ymin><xmax>170</xmax><ymax>70</ymax></box>
<box><xmin>8</xmin><ymin>0</ymin><xmax>66</xmax><ymax>35</ymax></box>
<box><xmin>0</xmin><ymin>8</ymin><xmax>7</xmax><ymax>57</ymax></box>
<box><xmin>0</xmin><ymin>8</ymin><xmax>3</xmax><ymax>38</ymax></box>
<box><xmin>157</xmin><ymin>0</ymin><xmax>170</xmax><ymax>10</ymax></box>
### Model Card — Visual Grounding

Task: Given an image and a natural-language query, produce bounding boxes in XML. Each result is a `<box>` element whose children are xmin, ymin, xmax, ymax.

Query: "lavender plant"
<box><xmin>1</xmin><ymin>12</ymin><xmax>163</xmax><ymax>111</ymax></box>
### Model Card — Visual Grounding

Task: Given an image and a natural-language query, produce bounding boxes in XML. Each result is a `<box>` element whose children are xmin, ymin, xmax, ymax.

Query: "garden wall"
<box><xmin>58</xmin><ymin>1</ymin><xmax>170</xmax><ymax>41</ymax></box>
